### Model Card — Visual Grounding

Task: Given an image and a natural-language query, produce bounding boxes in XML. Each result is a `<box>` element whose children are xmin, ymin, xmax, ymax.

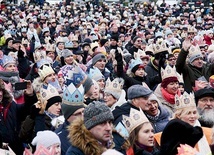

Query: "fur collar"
<box><xmin>68</xmin><ymin>118</ymin><xmax>114</xmax><ymax>155</ymax></box>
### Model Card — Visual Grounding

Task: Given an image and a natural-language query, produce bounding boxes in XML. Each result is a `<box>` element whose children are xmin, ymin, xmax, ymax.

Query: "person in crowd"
<box><xmin>55</xmin><ymin>82</ymin><xmax>85</xmax><ymax>155</ymax></box>
<box><xmin>31</xmin><ymin>130</ymin><xmax>61</xmax><ymax>155</ymax></box>
<box><xmin>194</xmin><ymin>88</ymin><xmax>214</xmax><ymax>128</ymax></box>
<box><xmin>144</xmin><ymin>93</ymin><xmax>170</xmax><ymax>133</ymax></box>
<box><xmin>176</xmin><ymin>39</ymin><xmax>214</xmax><ymax>93</ymax></box>
<box><xmin>154</xmin><ymin>65</ymin><xmax>181</xmax><ymax>115</ymax></box>
<box><xmin>123</xmin><ymin>108</ymin><xmax>159</xmax><ymax>155</ymax></box>
<box><xmin>104</xmin><ymin>78</ymin><xmax>126</xmax><ymax>111</ymax></box>
<box><xmin>145</xmin><ymin>38</ymin><xmax>169</xmax><ymax>90</ymax></box>
<box><xmin>66</xmin><ymin>101</ymin><xmax>114</xmax><ymax>155</ymax></box>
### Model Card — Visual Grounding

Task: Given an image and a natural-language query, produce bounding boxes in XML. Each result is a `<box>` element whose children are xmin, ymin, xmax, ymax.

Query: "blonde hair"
<box><xmin>172</xmin><ymin>107</ymin><xmax>199</xmax><ymax>120</ymax></box>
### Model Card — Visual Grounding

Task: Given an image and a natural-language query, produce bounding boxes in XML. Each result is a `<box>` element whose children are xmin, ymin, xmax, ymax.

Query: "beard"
<box><xmin>197</xmin><ymin>107</ymin><xmax>214</xmax><ymax>126</ymax></box>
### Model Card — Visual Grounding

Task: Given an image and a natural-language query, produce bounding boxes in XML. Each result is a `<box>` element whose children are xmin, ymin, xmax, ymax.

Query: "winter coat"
<box><xmin>113</xmin><ymin>101</ymin><xmax>139</xmax><ymax>126</ymax></box>
<box><xmin>145</xmin><ymin>105</ymin><xmax>170</xmax><ymax>133</ymax></box>
<box><xmin>176</xmin><ymin>49</ymin><xmax>214</xmax><ymax>93</ymax></box>
<box><xmin>55</xmin><ymin>121</ymin><xmax>70</xmax><ymax>155</ymax></box>
<box><xmin>145</xmin><ymin>59</ymin><xmax>162</xmax><ymax>91</ymax></box>
<box><xmin>154</xmin><ymin>84</ymin><xmax>175</xmax><ymax>116</ymax></box>
<box><xmin>66</xmin><ymin>118</ymin><xmax>114</xmax><ymax>155</ymax></box>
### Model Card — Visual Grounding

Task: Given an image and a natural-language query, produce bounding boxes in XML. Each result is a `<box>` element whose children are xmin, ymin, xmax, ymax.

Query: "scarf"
<box><xmin>161</xmin><ymin>87</ymin><xmax>180</xmax><ymax>104</ymax></box>
<box><xmin>135</xmin><ymin>141</ymin><xmax>153</xmax><ymax>153</ymax></box>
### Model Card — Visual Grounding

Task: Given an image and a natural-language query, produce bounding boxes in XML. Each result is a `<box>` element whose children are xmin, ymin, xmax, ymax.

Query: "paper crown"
<box><xmin>174</xmin><ymin>92</ymin><xmax>196</xmax><ymax>110</ymax></box>
<box><xmin>161</xmin><ymin>65</ymin><xmax>178</xmax><ymax>80</ymax></box>
<box><xmin>33</xmin><ymin>50</ymin><xmax>46</xmax><ymax>63</ymax></box>
<box><xmin>188</xmin><ymin>45</ymin><xmax>202</xmax><ymax>63</ymax></box>
<box><xmin>188</xmin><ymin>26</ymin><xmax>196</xmax><ymax>33</ymax></box>
<box><xmin>38</xmin><ymin>63</ymin><xmax>55</xmax><ymax>81</ymax></box>
<box><xmin>128</xmin><ymin>58</ymin><xmax>143</xmax><ymax>71</ymax></box>
<box><xmin>21</xmin><ymin>38</ymin><xmax>29</xmax><ymax>45</ymax></box>
<box><xmin>115</xmin><ymin>122</ymin><xmax>129</xmax><ymax>139</ymax></box>
<box><xmin>65</xmin><ymin>41</ymin><xmax>73</xmax><ymax>49</ymax></box>
<box><xmin>145</xmin><ymin>44</ymin><xmax>154</xmax><ymax>52</ymax></box>
<box><xmin>42</xmin><ymin>27</ymin><xmax>50</xmax><ymax>34</ymax></box>
<box><xmin>45</xmin><ymin>43</ymin><xmax>55</xmax><ymax>52</ymax></box>
<box><xmin>122</xmin><ymin>108</ymin><xmax>149</xmax><ymax>133</ymax></box>
<box><xmin>2</xmin><ymin>55</ymin><xmax>16</xmax><ymax>67</ymax></box>
<box><xmin>177</xmin><ymin>73</ymin><xmax>184</xmax><ymax>84</ymax></box>
<box><xmin>61</xmin><ymin>65</ymin><xmax>87</xmax><ymax>87</ymax></box>
<box><xmin>153</xmin><ymin>38</ymin><xmax>169</xmax><ymax>54</ymax></box>
<box><xmin>105</xmin><ymin>78</ymin><xmax>123</xmax><ymax>93</ymax></box>
<box><xmin>134</xmin><ymin>49</ymin><xmax>149</xmax><ymax>60</ymax></box>
<box><xmin>34</xmin><ymin>41</ymin><xmax>42</xmax><ymax>50</ymax></box>
<box><xmin>62</xmin><ymin>83</ymin><xmax>84</xmax><ymax>105</ymax></box>
<box><xmin>4</xmin><ymin>33</ymin><xmax>12</xmax><ymax>40</ymax></box>
<box><xmin>87</xmin><ymin>67</ymin><xmax>105</xmax><ymax>81</ymax></box>
<box><xmin>40</xmin><ymin>84</ymin><xmax>60</xmax><ymax>102</ymax></box>
<box><xmin>56</xmin><ymin>37</ymin><xmax>65</xmax><ymax>44</ymax></box>
<box><xmin>36</xmin><ymin>58</ymin><xmax>50</xmax><ymax>68</ymax></box>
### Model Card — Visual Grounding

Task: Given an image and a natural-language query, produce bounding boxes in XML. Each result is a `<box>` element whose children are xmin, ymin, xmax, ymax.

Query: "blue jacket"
<box><xmin>66</xmin><ymin>146</ymin><xmax>85</xmax><ymax>155</ymax></box>
<box><xmin>55</xmin><ymin>121</ymin><xmax>70</xmax><ymax>155</ymax></box>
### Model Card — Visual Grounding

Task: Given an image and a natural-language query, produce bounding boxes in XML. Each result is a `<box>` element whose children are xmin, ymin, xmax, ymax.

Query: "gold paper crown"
<box><xmin>153</xmin><ymin>38</ymin><xmax>169</xmax><ymax>54</ymax></box>
<box><xmin>122</xmin><ymin>108</ymin><xmax>149</xmax><ymax>133</ymax></box>
<box><xmin>174</xmin><ymin>92</ymin><xmax>196</xmax><ymax>110</ymax></box>
<box><xmin>177</xmin><ymin>73</ymin><xmax>184</xmax><ymax>84</ymax></box>
<box><xmin>188</xmin><ymin>26</ymin><xmax>196</xmax><ymax>33</ymax></box>
<box><xmin>145</xmin><ymin>44</ymin><xmax>154</xmax><ymax>53</ymax></box>
<box><xmin>134</xmin><ymin>49</ymin><xmax>149</xmax><ymax>59</ymax></box>
<box><xmin>40</xmin><ymin>84</ymin><xmax>60</xmax><ymax>102</ymax></box>
<box><xmin>161</xmin><ymin>65</ymin><xmax>178</xmax><ymax>80</ymax></box>
<box><xmin>33</xmin><ymin>50</ymin><xmax>46</xmax><ymax>63</ymax></box>
<box><xmin>38</xmin><ymin>64</ymin><xmax>55</xmax><ymax>81</ymax></box>
<box><xmin>105</xmin><ymin>78</ymin><xmax>123</xmax><ymax>94</ymax></box>
<box><xmin>45</xmin><ymin>43</ymin><xmax>55</xmax><ymax>52</ymax></box>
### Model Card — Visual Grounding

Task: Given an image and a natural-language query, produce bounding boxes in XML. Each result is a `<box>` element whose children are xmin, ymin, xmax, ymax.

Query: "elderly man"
<box><xmin>66</xmin><ymin>101</ymin><xmax>114</xmax><ymax>155</ymax></box>
<box><xmin>113</xmin><ymin>84</ymin><xmax>153</xmax><ymax>125</ymax></box>
<box><xmin>195</xmin><ymin>88</ymin><xmax>214</xmax><ymax>128</ymax></box>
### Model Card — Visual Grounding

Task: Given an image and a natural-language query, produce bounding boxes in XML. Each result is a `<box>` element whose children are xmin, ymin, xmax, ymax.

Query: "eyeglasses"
<box><xmin>168</xmin><ymin>58</ymin><xmax>176</xmax><ymax>61</ymax></box>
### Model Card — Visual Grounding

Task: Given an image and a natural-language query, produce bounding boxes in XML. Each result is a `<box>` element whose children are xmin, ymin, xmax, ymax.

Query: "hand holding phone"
<box><xmin>14</xmin><ymin>82</ymin><xmax>27</xmax><ymax>90</ymax></box>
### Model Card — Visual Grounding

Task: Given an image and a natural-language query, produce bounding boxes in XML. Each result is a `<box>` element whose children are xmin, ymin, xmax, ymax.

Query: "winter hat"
<box><xmin>160</xmin><ymin>119</ymin><xmax>203</xmax><ymax>155</ymax></box>
<box><xmin>12</xmin><ymin>40</ymin><xmax>21</xmax><ymax>44</ymax></box>
<box><xmin>61</xmin><ymin>49</ymin><xmax>73</xmax><ymax>58</ymax></box>
<box><xmin>111</xmin><ymin>35</ymin><xmax>118</xmax><ymax>42</ymax></box>
<box><xmin>83</xmin><ymin>76</ymin><xmax>94</xmax><ymax>94</ymax></box>
<box><xmin>100</xmin><ymin>39</ymin><xmax>108</xmax><ymax>47</ymax></box>
<box><xmin>40</xmin><ymin>84</ymin><xmax>62</xmax><ymax>110</ymax></box>
<box><xmin>92</xmin><ymin>53</ymin><xmax>106</xmax><ymax>66</ymax></box>
<box><xmin>161</xmin><ymin>77</ymin><xmax>178</xmax><ymax>88</ymax></box>
<box><xmin>61</xmin><ymin>103</ymin><xmax>85</xmax><ymax>120</ymax></box>
<box><xmin>84</xmin><ymin>101</ymin><xmax>114</xmax><ymax>129</ymax></box>
<box><xmin>148</xmin><ymin>93</ymin><xmax>161</xmax><ymax>105</ymax></box>
<box><xmin>133</xmin><ymin>36</ymin><xmax>141</xmax><ymax>43</ymax></box>
<box><xmin>188</xmin><ymin>45</ymin><xmax>203</xmax><ymax>64</ymax></box>
<box><xmin>32</xmin><ymin>130</ymin><xmax>61</xmax><ymax>149</ymax></box>
<box><xmin>194</xmin><ymin>88</ymin><xmax>214</xmax><ymax>105</ymax></box>
<box><xmin>127</xmin><ymin>85</ymin><xmax>152</xmax><ymax>100</ymax></box>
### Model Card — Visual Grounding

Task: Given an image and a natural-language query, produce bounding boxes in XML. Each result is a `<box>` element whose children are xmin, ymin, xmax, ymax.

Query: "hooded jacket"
<box><xmin>66</xmin><ymin>118</ymin><xmax>114</xmax><ymax>155</ymax></box>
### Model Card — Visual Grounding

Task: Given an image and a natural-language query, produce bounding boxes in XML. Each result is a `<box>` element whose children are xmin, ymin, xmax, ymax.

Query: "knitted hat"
<box><xmin>131</xmin><ymin>64</ymin><xmax>144</xmax><ymax>74</ymax></box>
<box><xmin>84</xmin><ymin>101</ymin><xmax>114</xmax><ymax>129</ymax></box>
<box><xmin>194</xmin><ymin>88</ymin><xmax>214</xmax><ymax>105</ymax></box>
<box><xmin>61</xmin><ymin>103</ymin><xmax>85</xmax><ymax>120</ymax></box>
<box><xmin>100</xmin><ymin>39</ymin><xmax>108</xmax><ymax>47</ymax></box>
<box><xmin>161</xmin><ymin>77</ymin><xmax>178</xmax><ymax>88</ymax></box>
<box><xmin>188</xmin><ymin>45</ymin><xmax>202</xmax><ymax>63</ymax></box>
<box><xmin>92</xmin><ymin>53</ymin><xmax>106</xmax><ymax>66</ymax></box>
<box><xmin>61</xmin><ymin>49</ymin><xmax>73</xmax><ymax>58</ymax></box>
<box><xmin>133</xmin><ymin>36</ymin><xmax>140</xmax><ymax>43</ymax></box>
<box><xmin>32</xmin><ymin>130</ymin><xmax>61</xmax><ymax>149</ymax></box>
<box><xmin>83</xmin><ymin>76</ymin><xmax>94</xmax><ymax>94</ymax></box>
<box><xmin>46</xmin><ymin>95</ymin><xmax>62</xmax><ymax>110</ymax></box>
<box><xmin>127</xmin><ymin>85</ymin><xmax>152</xmax><ymax>100</ymax></box>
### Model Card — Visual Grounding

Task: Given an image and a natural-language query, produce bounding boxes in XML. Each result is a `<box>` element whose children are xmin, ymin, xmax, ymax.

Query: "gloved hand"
<box><xmin>115</xmin><ymin>49</ymin><xmax>123</xmax><ymax>62</ymax></box>
<box><xmin>30</xmin><ymin>104</ymin><xmax>41</xmax><ymax>119</ymax></box>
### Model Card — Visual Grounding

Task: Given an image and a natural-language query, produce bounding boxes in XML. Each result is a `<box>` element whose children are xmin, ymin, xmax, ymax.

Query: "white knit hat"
<box><xmin>32</xmin><ymin>130</ymin><xmax>61</xmax><ymax>149</ymax></box>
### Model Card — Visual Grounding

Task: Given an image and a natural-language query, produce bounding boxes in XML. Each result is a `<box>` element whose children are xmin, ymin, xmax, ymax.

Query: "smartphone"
<box><xmin>14</xmin><ymin>82</ymin><xmax>27</xmax><ymax>90</ymax></box>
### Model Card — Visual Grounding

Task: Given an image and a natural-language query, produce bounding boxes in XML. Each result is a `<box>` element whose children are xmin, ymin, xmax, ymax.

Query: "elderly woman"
<box><xmin>155</xmin><ymin>92</ymin><xmax>212</xmax><ymax>155</ymax></box>
<box><xmin>154</xmin><ymin>65</ymin><xmax>181</xmax><ymax>116</ymax></box>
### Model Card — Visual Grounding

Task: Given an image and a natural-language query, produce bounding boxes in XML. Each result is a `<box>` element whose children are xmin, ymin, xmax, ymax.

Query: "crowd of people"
<box><xmin>0</xmin><ymin>0</ymin><xmax>214</xmax><ymax>154</ymax></box>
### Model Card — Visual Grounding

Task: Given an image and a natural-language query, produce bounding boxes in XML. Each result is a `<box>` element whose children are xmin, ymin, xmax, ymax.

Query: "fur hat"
<box><xmin>32</xmin><ymin>130</ymin><xmax>61</xmax><ymax>149</ymax></box>
<box><xmin>84</xmin><ymin>101</ymin><xmax>114</xmax><ymax>129</ymax></box>
<box><xmin>160</xmin><ymin>119</ymin><xmax>203</xmax><ymax>155</ymax></box>
<box><xmin>194</xmin><ymin>88</ymin><xmax>214</xmax><ymax>105</ymax></box>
